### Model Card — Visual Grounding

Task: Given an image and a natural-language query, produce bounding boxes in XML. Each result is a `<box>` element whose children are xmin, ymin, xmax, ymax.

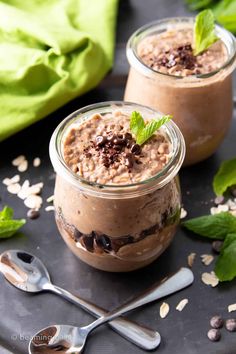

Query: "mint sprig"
<box><xmin>193</xmin><ymin>9</ymin><xmax>219</xmax><ymax>56</ymax></box>
<box><xmin>0</xmin><ymin>206</ymin><xmax>25</xmax><ymax>239</ymax></box>
<box><xmin>130</xmin><ymin>111</ymin><xmax>172</xmax><ymax>146</ymax></box>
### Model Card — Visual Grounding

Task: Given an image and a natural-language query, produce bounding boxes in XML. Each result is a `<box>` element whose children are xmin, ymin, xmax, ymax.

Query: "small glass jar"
<box><xmin>124</xmin><ymin>18</ymin><xmax>236</xmax><ymax>165</ymax></box>
<box><xmin>50</xmin><ymin>102</ymin><xmax>185</xmax><ymax>272</ymax></box>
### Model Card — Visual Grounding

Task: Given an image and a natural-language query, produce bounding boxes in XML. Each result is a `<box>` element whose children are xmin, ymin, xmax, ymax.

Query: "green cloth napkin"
<box><xmin>0</xmin><ymin>0</ymin><xmax>118</xmax><ymax>141</ymax></box>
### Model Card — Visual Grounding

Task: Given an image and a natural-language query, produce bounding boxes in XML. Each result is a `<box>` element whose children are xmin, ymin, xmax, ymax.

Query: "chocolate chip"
<box><xmin>81</xmin><ymin>235</ymin><xmax>94</xmax><ymax>252</ymax></box>
<box><xmin>85</xmin><ymin>152</ymin><xmax>92</xmax><ymax>158</ymax></box>
<box><xmin>207</xmin><ymin>329</ymin><xmax>221</xmax><ymax>342</ymax></box>
<box><xmin>27</xmin><ymin>209</ymin><xmax>40</xmax><ymax>220</ymax></box>
<box><xmin>96</xmin><ymin>135</ymin><xmax>107</xmax><ymax>146</ymax></box>
<box><xmin>124</xmin><ymin>153</ymin><xmax>134</xmax><ymax>169</ymax></box>
<box><xmin>210</xmin><ymin>316</ymin><xmax>224</xmax><ymax>329</ymax></box>
<box><xmin>214</xmin><ymin>196</ymin><xmax>225</xmax><ymax>205</ymax></box>
<box><xmin>113</xmin><ymin>144</ymin><xmax>122</xmax><ymax>152</ymax></box>
<box><xmin>212</xmin><ymin>240</ymin><xmax>223</xmax><ymax>254</ymax></box>
<box><xmin>225</xmin><ymin>319</ymin><xmax>236</xmax><ymax>332</ymax></box>
<box><xmin>140</xmin><ymin>224</ymin><xmax>159</xmax><ymax>238</ymax></box>
<box><xmin>73</xmin><ymin>228</ymin><xmax>82</xmax><ymax>241</ymax></box>
<box><xmin>96</xmin><ymin>234</ymin><xmax>112</xmax><ymax>251</ymax></box>
<box><xmin>124</xmin><ymin>133</ymin><xmax>132</xmax><ymax>140</ymax></box>
<box><xmin>107</xmin><ymin>134</ymin><xmax>114</xmax><ymax>142</ymax></box>
<box><xmin>115</xmin><ymin>138</ymin><xmax>126</xmax><ymax>146</ymax></box>
<box><xmin>131</xmin><ymin>144</ymin><xmax>141</xmax><ymax>155</ymax></box>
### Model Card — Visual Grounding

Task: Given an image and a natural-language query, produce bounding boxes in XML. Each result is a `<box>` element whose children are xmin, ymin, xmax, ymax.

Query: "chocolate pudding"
<box><xmin>50</xmin><ymin>102</ymin><xmax>185</xmax><ymax>272</ymax></box>
<box><xmin>125</xmin><ymin>18</ymin><xmax>236</xmax><ymax>165</ymax></box>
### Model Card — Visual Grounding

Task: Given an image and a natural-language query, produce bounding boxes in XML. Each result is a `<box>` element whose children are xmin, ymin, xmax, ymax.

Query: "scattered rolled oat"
<box><xmin>187</xmin><ymin>252</ymin><xmax>196</xmax><ymax>268</ymax></box>
<box><xmin>46</xmin><ymin>195</ymin><xmax>54</xmax><ymax>203</ymax></box>
<box><xmin>160</xmin><ymin>302</ymin><xmax>169</xmax><ymax>318</ymax></box>
<box><xmin>2</xmin><ymin>178</ymin><xmax>12</xmax><ymax>186</ymax></box>
<box><xmin>7</xmin><ymin>183</ymin><xmax>21</xmax><ymax>194</ymax></box>
<box><xmin>12</xmin><ymin>155</ymin><xmax>25</xmax><ymax>166</ymax></box>
<box><xmin>45</xmin><ymin>206</ymin><xmax>55</xmax><ymax>212</ymax></box>
<box><xmin>18</xmin><ymin>160</ymin><xmax>28</xmax><ymax>172</ymax></box>
<box><xmin>180</xmin><ymin>207</ymin><xmax>187</xmax><ymax>219</ymax></box>
<box><xmin>210</xmin><ymin>204</ymin><xmax>229</xmax><ymax>215</ymax></box>
<box><xmin>176</xmin><ymin>298</ymin><xmax>188</xmax><ymax>312</ymax></box>
<box><xmin>17</xmin><ymin>180</ymin><xmax>30</xmax><ymax>199</ymax></box>
<box><xmin>3</xmin><ymin>175</ymin><xmax>20</xmax><ymax>186</ymax></box>
<box><xmin>201</xmin><ymin>254</ymin><xmax>214</xmax><ymax>266</ymax></box>
<box><xmin>33</xmin><ymin>157</ymin><xmax>41</xmax><ymax>167</ymax></box>
<box><xmin>201</xmin><ymin>271</ymin><xmax>219</xmax><ymax>287</ymax></box>
<box><xmin>228</xmin><ymin>304</ymin><xmax>236</xmax><ymax>313</ymax></box>
<box><xmin>24</xmin><ymin>195</ymin><xmax>43</xmax><ymax>209</ymax></box>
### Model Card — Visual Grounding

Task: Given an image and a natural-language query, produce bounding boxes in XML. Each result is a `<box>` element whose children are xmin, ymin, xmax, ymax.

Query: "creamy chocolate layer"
<box><xmin>63</xmin><ymin>110</ymin><xmax>171</xmax><ymax>185</ymax></box>
<box><xmin>138</xmin><ymin>28</ymin><xmax>228</xmax><ymax>76</ymax></box>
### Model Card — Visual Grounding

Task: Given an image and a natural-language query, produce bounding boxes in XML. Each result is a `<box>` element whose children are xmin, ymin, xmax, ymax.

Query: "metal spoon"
<box><xmin>28</xmin><ymin>266</ymin><xmax>194</xmax><ymax>354</ymax></box>
<box><xmin>0</xmin><ymin>250</ymin><xmax>193</xmax><ymax>352</ymax></box>
<box><xmin>0</xmin><ymin>250</ymin><xmax>161</xmax><ymax>351</ymax></box>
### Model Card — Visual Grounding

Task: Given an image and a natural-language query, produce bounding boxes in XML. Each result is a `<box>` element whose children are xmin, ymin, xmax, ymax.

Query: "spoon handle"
<box><xmin>84</xmin><ymin>267</ymin><xmax>194</xmax><ymax>333</ymax></box>
<box><xmin>44</xmin><ymin>282</ymin><xmax>160</xmax><ymax>351</ymax></box>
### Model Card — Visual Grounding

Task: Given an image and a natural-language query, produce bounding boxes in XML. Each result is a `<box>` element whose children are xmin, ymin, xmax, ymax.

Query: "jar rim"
<box><xmin>49</xmin><ymin>101</ymin><xmax>185</xmax><ymax>198</ymax></box>
<box><xmin>126</xmin><ymin>16</ymin><xmax>236</xmax><ymax>80</ymax></box>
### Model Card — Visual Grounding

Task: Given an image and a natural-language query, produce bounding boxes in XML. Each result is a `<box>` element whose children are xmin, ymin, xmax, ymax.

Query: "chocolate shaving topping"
<box><xmin>83</xmin><ymin>131</ymin><xmax>142</xmax><ymax>170</ymax></box>
<box><xmin>157</xmin><ymin>44</ymin><xmax>201</xmax><ymax>71</ymax></box>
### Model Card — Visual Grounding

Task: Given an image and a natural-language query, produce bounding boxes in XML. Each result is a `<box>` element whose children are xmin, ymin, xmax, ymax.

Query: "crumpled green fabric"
<box><xmin>0</xmin><ymin>0</ymin><xmax>118</xmax><ymax>141</ymax></box>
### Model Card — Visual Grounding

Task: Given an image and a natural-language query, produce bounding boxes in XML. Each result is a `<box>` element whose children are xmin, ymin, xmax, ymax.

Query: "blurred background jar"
<box><xmin>124</xmin><ymin>18</ymin><xmax>236</xmax><ymax>165</ymax></box>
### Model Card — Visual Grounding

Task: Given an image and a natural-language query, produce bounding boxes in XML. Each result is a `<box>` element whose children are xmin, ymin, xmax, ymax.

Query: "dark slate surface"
<box><xmin>0</xmin><ymin>1</ymin><xmax>236</xmax><ymax>353</ymax></box>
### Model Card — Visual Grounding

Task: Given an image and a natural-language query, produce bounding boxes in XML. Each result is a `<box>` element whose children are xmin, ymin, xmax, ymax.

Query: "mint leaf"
<box><xmin>136</xmin><ymin>115</ymin><xmax>172</xmax><ymax>146</ymax></box>
<box><xmin>182</xmin><ymin>212</ymin><xmax>236</xmax><ymax>239</ymax></box>
<box><xmin>185</xmin><ymin>0</ymin><xmax>215</xmax><ymax>11</ymax></box>
<box><xmin>0</xmin><ymin>205</ymin><xmax>25</xmax><ymax>239</ymax></box>
<box><xmin>193</xmin><ymin>9</ymin><xmax>219</xmax><ymax>55</ymax></box>
<box><xmin>130</xmin><ymin>111</ymin><xmax>145</xmax><ymax>137</ymax></box>
<box><xmin>213</xmin><ymin>158</ymin><xmax>236</xmax><ymax>196</ymax></box>
<box><xmin>215</xmin><ymin>233</ymin><xmax>236</xmax><ymax>281</ymax></box>
<box><xmin>0</xmin><ymin>220</ymin><xmax>26</xmax><ymax>238</ymax></box>
<box><xmin>213</xmin><ymin>0</ymin><xmax>236</xmax><ymax>33</ymax></box>
<box><xmin>0</xmin><ymin>206</ymin><xmax>13</xmax><ymax>220</ymax></box>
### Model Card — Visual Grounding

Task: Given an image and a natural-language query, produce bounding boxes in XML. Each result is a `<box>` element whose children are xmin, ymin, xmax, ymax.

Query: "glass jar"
<box><xmin>124</xmin><ymin>18</ymin><xmax>236</xmax><ymax>165</ymax></box>
<box><xmin>49</xmin><ymin>102</ymin><xmax>185</xmax><ymax>272</ymax></box>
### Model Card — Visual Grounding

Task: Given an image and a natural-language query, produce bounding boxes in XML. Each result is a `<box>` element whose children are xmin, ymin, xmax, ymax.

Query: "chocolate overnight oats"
<box><xmin>50</xmin><ymin>102</ymin><xmax>185</xmax><ymax>272</ymax></box>
<box><xmin>125</xmin><ymin>17</ymin><xmax>236</xmax><ymax>165</ymax></box>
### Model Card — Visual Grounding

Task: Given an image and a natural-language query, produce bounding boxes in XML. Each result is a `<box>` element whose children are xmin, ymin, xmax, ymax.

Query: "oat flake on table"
<box><xmin>228</xmin><ymin>304</ymin><xmax>236</xmax><ymax>313</ymax></box>
<box><xmin>160</xmin><ymin>302</ymin><xmax>170</xmax><ymax>318</ymax></box>
<box><xmin>187</xmin><ymin>252</ymin><xmax>196</xmax><ymax>268</ymax></box>
<box><xmin>201</xmin><ymin>271</ymin><xmax>219</xmax><ymax>287</ymax></box>
<box><xmin>176</xmin><ymin>299</ymin><xmax>189</xmax><ymax>312</ymax></box>
<box><xmin>201</xmin><ymin>254</ymin><xmax>214</xmax><ymax>266</ymax></box>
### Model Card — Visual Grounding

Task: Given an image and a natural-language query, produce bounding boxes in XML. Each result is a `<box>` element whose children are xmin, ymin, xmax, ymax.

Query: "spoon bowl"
<box><xmin>0</xmin><ymin>250</ymin><xmax>50</xmax><ymax>293</ymax></box>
